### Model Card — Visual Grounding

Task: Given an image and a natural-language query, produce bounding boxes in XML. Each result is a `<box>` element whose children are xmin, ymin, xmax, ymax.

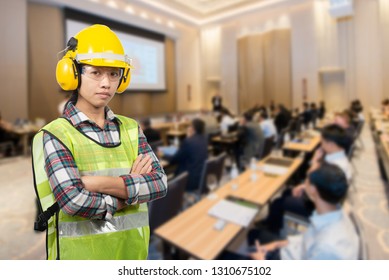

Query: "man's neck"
<box><xmin>315</xmin><ymin>200</ymin><xmax>338</xmax><ymax>215</ymax></box>
<box><xmin>75</xmin><ymin>100</ymin><xmax>105</xmax><ymax>128</ymax></box>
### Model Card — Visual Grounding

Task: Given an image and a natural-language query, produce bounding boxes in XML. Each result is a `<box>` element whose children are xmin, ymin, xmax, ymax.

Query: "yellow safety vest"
<box><xmin>32</xmin><ymin>115</ymin><xmax>149</xmax><ymax>260</ymax></box>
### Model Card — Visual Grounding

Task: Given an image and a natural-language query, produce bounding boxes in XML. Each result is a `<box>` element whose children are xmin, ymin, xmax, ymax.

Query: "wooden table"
<box><xmin>282</xmin><ymin>133</ymin><xmax>321</xmax><ymax>153</ymax></box>
<box><xmin>154</xmin><ymin>156</ymin><xmax>302</xmax><ymax>260</ymax></box>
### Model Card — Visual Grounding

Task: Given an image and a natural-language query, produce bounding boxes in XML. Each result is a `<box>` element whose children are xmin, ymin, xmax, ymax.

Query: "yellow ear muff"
<box><xmin>116</xmin><ymin>68</ymin><xmax>131</xmax><ymax>93</ymax></box>
<box><xmin>56</xmin><ymin>57</ymin><xmax>79</xmax><ymax>91</ymax></box>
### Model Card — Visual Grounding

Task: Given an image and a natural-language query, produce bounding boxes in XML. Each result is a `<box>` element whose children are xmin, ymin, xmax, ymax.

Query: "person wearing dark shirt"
<box><xmin>140</xmin><ymin>118</ymin><xmax>161</xmax><ymax>143</ymax></box>
<box><xmin>318</xmin><ymin>101</ymin><xmax>326</xmax><ymax>120</ymax></box>
<box><xmin>274</xmin><ymin>104</ymin><xmax>292</xmax><ymax>134</ymax></box>
<box><xmin>168</xmin><ymin>118</ymin><xmax>208</xmax><ymax>192</ymax></box>
<box><xmin>212</xmin><ymin>91</ymin><xmax>223</xmax><ymax>112</ymax></box>
<box><xmin>301</xmin><ymin>102</ymin><xmax>312</xmax><ymax>129</ymax></box>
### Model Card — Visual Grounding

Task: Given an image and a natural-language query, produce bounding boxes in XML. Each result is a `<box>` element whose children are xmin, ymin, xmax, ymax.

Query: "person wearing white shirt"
<box><xmin>260</xmin><ymin>124</ymin><xmax>353</xmax><ymax>234</ymax></box>
<box><xmin>219</xmin><ymin>110</ymin><xmax>237</xmax><ymax>135</ymax></box>
<box><xmin>250</xmin><ymin>163</ymin><xmax>359</xmax><ymax>260</ymax></box>
<box><xmin>258</xmin><ymin>111</ymin><xmax>277</xmax><ymax>139</ymax></box>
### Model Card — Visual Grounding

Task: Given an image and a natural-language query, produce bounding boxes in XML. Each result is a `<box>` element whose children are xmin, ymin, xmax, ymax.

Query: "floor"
<box><xmin>0</xmin><ymin>124</ymin><xmax>388</xmax><ymax>260</ymax></box>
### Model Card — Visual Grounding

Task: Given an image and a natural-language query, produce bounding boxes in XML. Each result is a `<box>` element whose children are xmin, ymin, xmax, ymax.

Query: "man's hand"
<box><xmin>81</xmin><ymin>176</ymin><xmax>100</xmax><ymax>192</ymax></box>
<box><xmin>312</xmin><ymin>147</ymin><xmax>324</xmax><ymax>163</ymax></box>
<box><xmin>292</xmin><ymin>183</ymin><xmax>306</xmax><ymax>198</ymax></box>
<box><xmin>131</xmin><ymin>154</ymin><xmax>153</xmax><ymax>175</ymax></box>
<box><xmin>250</xmin><ymin>240</ymin><xmax>267</xmax><ymax>260</ymax></box>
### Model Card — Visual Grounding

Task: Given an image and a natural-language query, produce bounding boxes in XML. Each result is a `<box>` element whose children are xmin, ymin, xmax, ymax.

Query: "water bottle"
<box><xmin>230</xmin><ymin>163</ymin><xmax>239</xmax><ymax>190</ymax></box>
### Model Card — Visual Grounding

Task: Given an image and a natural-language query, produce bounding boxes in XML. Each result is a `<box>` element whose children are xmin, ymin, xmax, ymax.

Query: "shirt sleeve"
<box><xmin>42</xmin><ymin>132</ymin><xmax>118</xmax><ymax>220</ymax></box>
<box><xmin>120</xmin><ymin>126</ymin><xmax>168</xmax><ymax>205</ymax></box>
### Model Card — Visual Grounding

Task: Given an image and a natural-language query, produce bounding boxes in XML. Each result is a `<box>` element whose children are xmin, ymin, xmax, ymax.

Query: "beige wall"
<box><xmin>380</xmin><ymin>0</ymin><xmax>389</xmax><ymax>99</ymax></box>
<box><xmin>200</xmin><ymin>0</ymin><xmax>388</xmax><ymax>114</ymax></box>
<box><xmin>0</xmin><ymin>0</ymin><xmax>28</xmax><ymax>122</ymax></box>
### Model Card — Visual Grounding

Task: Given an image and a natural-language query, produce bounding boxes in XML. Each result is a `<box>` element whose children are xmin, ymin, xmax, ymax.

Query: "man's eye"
<box><xmin>90</xmin><ymin>71</ymin><xmax>101</xmax><ymax>76</ymax></box>
<box><xmin>110</xmin><ymin>72</ymin><xmax>120</xmax><ymax>77</ymax></box>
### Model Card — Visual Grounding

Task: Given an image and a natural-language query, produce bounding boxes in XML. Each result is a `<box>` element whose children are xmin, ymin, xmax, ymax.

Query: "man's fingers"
<box><xmin>255</xmin><ymin>240</ymin><xmax>261</xmax><ymax>250</ymax></box>
<box><xmin>140</xmin><ymin>157</ymin><xmax>153</xmax><ymax>174</ymax></box>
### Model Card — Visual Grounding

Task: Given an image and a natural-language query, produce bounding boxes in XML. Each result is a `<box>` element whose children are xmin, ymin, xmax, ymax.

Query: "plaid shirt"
<box><xmin>43</xmin><ymin>102</ymin><xmax>167</xmax><ymax>220</ymax></box>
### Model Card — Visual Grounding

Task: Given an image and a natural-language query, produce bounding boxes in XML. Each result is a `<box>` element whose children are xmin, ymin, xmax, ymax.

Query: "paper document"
<box><xmin>208</xmin><ymin>198</ymin><xmax>258</xmax><ymax>227</ymax></box>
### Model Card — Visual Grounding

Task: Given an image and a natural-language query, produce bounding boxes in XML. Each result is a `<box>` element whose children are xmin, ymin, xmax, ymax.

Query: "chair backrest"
<box><xmin>197</xmin><ymin>156</ymin><xmax>220</xmax><ymax>196</ymax></box>
<box><xmin>261</xmin><ymin>136</ymin><xmax>275</xmax><ymax>159</ymax></box>
<box><xmin>148</xmin><ymin>171</ymin><xmax>188</xmax><ymax>234</ymax></box>
<box><xmin>348</xmin><ymin>211</ymin><xmax>368</xmax><ymax>260</ymax></box>
<box><xmin>347</xmin><ymin>141</ymin><xmax>356</xmax><ymax>160</ymax></box>
<box><xmin>215</xmin><ymin>152</ymin><xmax>227</xmax><ymax>182</ymax></box>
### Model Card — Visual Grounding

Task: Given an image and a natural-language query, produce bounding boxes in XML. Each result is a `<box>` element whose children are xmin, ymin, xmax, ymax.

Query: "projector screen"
<box><xmin>66</xmin><ymin>19</ymin><xmax>166</xmax><ymax>91</ymax></box>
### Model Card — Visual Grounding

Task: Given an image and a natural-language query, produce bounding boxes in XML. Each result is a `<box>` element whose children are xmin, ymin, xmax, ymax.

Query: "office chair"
<box><xmin>148</xmin><ymin>171</ymin><xmax>189</xmax><ymax>234</ymax></box>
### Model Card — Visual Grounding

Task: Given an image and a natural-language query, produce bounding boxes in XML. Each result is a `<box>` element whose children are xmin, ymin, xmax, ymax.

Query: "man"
<box><xmin>168</xmin><ymin>118</ymin><xmax>208</xmax><ymax>192</ymax></box>
<box><xmin>250</xmin><ymin>163</ymin><xmax>359</xmax><ymax>260</ymax></box>
<box><xmin>212</xmin><ymin>91</ymin><xmax>223</xmax><ymax>112</ymax></box>
<box><xmin>32</xmin><ymin>25</ymin><xmax>167</xmax><ymax>260</ymax></box>
<box><xmin>140</xmin><ymin>117</ymin><xmax>162</xmax><ymax>143</ymax></box>
<box><xmin>263</xmin><ymin>124</ymin><xmax>353</xmax><ymax>234</ymax></box>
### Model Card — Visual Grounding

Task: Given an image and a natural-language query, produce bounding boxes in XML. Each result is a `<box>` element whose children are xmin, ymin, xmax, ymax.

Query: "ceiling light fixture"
<box><xmin>125</xmin><ymin>5</ymin><xmax>135</xmax><ymax>14</ymax></box>
<box><xmin>106</xmin><ymin>0</ymin><xmax>118</xmax><ymax>9</ymax></box>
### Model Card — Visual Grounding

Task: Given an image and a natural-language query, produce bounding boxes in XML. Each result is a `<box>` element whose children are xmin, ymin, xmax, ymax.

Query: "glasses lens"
<box><xmin>81</xmin><ymin>66</ymin><xmax>122</xmax><ymax>82</ymax></box>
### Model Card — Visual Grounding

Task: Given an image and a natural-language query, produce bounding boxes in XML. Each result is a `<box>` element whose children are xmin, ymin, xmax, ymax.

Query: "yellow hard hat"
<box><xmin>56</xmin><ymin>24</ymin><xmax>131</xmax><ymax>93</ymax></box>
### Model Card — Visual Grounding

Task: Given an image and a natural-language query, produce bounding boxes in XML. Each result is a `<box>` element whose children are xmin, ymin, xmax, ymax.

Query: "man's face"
<box><xmin>78</xmin><ymin>65</ymin><xmax>121</xmax><ymax>108</ymax></box>
<box><xmin>320</xmin><ymin>138</ymin><xmax>331</xmax><ymax>153</ymax></box>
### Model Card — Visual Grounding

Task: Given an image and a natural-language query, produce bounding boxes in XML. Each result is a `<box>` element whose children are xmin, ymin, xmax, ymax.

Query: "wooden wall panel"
<box><xmin>239</xmin><ymin>29</ymin><xmax>291</xmax><ymax>113</ymax></box>
<box><xmin>28</xmin><ymin>3</ymin><xmax>64</xmax><ymax>122</ymax></box>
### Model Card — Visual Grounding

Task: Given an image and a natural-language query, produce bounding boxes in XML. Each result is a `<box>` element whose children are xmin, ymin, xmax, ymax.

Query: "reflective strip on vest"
<box><xmin>59</xmin><ymin>210</ymin><xmax>149</xmax><ymax>237</ymax></box>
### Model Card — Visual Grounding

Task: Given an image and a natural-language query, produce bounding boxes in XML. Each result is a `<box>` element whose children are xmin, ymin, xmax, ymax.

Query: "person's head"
<box><xmin>334</xmin><ymin>111</ymin><xmax>351</xmax><ymax>129</ymax></box>
<box><xmin>140</xmin><ymin>118</ymin><xmax>151</xmax><ymax>130</ymax></box>
<box><xmin>305</xmin><ymin>162</ymin><xmax>348</xmax><ymax>206</ymax></box>
<box><xmin>56</xmin><ymin>25</ymin><xmax>131</xmax><ymax>109</ymax></box>
<box><xmin>320</xmin><ymin>124</ymin><xmax>351</xmax><ymax>153</ymax></box>
<box><xmin>310</xmin><ymin>103</ymin><xmax>317</xmax><ymax>109</ymax></box>
<box><xmin>320</xmin><ymin>101</ymin><xmax>325</xmax><ymax>107</ymax></box>
<box><xmin>187</xmin><ymin>118</ymin><xmax>205</xmax><ymax>137</ymax></box>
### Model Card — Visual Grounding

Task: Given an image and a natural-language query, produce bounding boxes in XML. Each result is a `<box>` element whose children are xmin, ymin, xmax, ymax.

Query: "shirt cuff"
<box><xmin>120</xmin><ymin>174</ymin><xmax>141</xmax><ymax>205</ymax></box>
<box><xmin>103</xmin><ymin>195</ymin><xmax>118</xmax><ymax>221</ymax></box>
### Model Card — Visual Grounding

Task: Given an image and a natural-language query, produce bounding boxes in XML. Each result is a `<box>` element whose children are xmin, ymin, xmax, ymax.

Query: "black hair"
<box><xmin>321</xmin><ymin>124</ymin><xmax>351</xmax><ymax>150</ymax></box>
<box><xmin>141</xmin><ymin>118</ymin><xmax>151</xmax><ymax>128</ymax></box>
<box><xmin>191</xmin><ymin>118</ymin><xmax>205</xmax><ymax>135</ymax></box>
<box><xmin>243</xmin><ymin>112</ymin><xmax>253</xmax><ymax>122</ymax></box>
<box><xmin>309</xmin><ymin>162</ymin><xmax>349</xmax><ymax>205</ymax></box>
<box><xmin>260</xmin><ymin>111</ymin><xmax>268</xmax><ymax>120</ymax></box>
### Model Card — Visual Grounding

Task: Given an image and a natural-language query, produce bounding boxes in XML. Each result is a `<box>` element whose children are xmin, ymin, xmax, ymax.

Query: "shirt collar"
<box><xmin>324</xmin><ymin>150</ymin><xmax>347</xmax><ymax>163</ymax></box>
<box><xmin>63</xmin><ymin>101</ymin><xmax>119</xmax><ymax>127</ymax></box>
<box><xmin>310</xmin><ymin>209</ymin><xmax>343</xmax><ymax>231</ymax></box>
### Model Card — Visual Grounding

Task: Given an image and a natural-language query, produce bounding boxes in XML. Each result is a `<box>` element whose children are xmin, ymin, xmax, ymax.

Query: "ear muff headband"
<box><xmin>56</xmin><ymin>37</ymin><xmax>80</xmax><ymax>91</ymax></box>
<box><xmin>117</xmin><ymin>68</ymin><xmax>131</xmax><ymax>93</ymax></box>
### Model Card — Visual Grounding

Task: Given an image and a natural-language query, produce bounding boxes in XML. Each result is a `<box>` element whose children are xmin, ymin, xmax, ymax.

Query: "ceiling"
<box><xmin>132</xmin><ymin>0</ymin><xmax>285</xmax><ymax>25</ymax></box>
<box><xmin>145</xmin><ymin>0</ymin><xmax>262</xmax><ymax>17</ymax></box>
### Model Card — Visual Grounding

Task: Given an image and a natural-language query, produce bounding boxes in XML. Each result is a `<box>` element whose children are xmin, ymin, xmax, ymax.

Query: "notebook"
<box><xmin>208</xmin><ymin>197</ymin><xmax>258</xmax><ymax>228</ymax></box>
<box><xmin>262</xmin><ymin>157</ymin><xmax>293</xmax><ymax>176</ymax></box>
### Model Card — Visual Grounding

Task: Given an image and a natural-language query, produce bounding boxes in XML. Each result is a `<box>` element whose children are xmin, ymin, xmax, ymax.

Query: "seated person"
<box><xmin>258</xmin><ymin>111</ymin><xmax>277</xmax><ymax>139</ymax></box>
<box><xmin>167</xmin><ymin>118</ymin><xmax>208</xmax><ymax>192</ymax></box>
<box><xmin>249</xmin><ymin>163</ymin><xmax>359</xmax><ymax>260</ymax></box>
<box><xmin>219</xmin><ymin>109</ymin><xmax>237</xmax><ymax>135</ymax></box>
<box><xmin>334</xmin><ymin>111</ymin><xmax>356</xmax><ymax>142</ymax></box>
<box><xmin>140</xmin><ymin>118</ymin><xmax>161</xmax><ymax>143</ymax></box>
<box><xmin>262</xmin><ymin>124</ymin><xmax>353</xmax><ymax>234</ymax></box>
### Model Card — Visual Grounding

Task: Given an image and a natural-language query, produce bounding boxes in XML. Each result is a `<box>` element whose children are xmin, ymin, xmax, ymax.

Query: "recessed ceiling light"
<box><xmin>140</xmin><ymin>12</ymin><xmax>149</xmax><ymax>19</ymax></box>
<box><xmin>125</xmin><ymin>5</ymin><xmax>135</xmax><ymax>14</ymax></box>
<box><xmin>167</xmin><ymin>21</ymin><xmax>175</xmax><ymax>28</ymax></box>
<box><xmin>106</xmin><ymin>0</ymin><xmax>118</xmax><ymax>9</ymax></box>
<box><xmin>155</xmin><ymin>17</ymin><xmax>162</xmax><ymax>24</ymax></box>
